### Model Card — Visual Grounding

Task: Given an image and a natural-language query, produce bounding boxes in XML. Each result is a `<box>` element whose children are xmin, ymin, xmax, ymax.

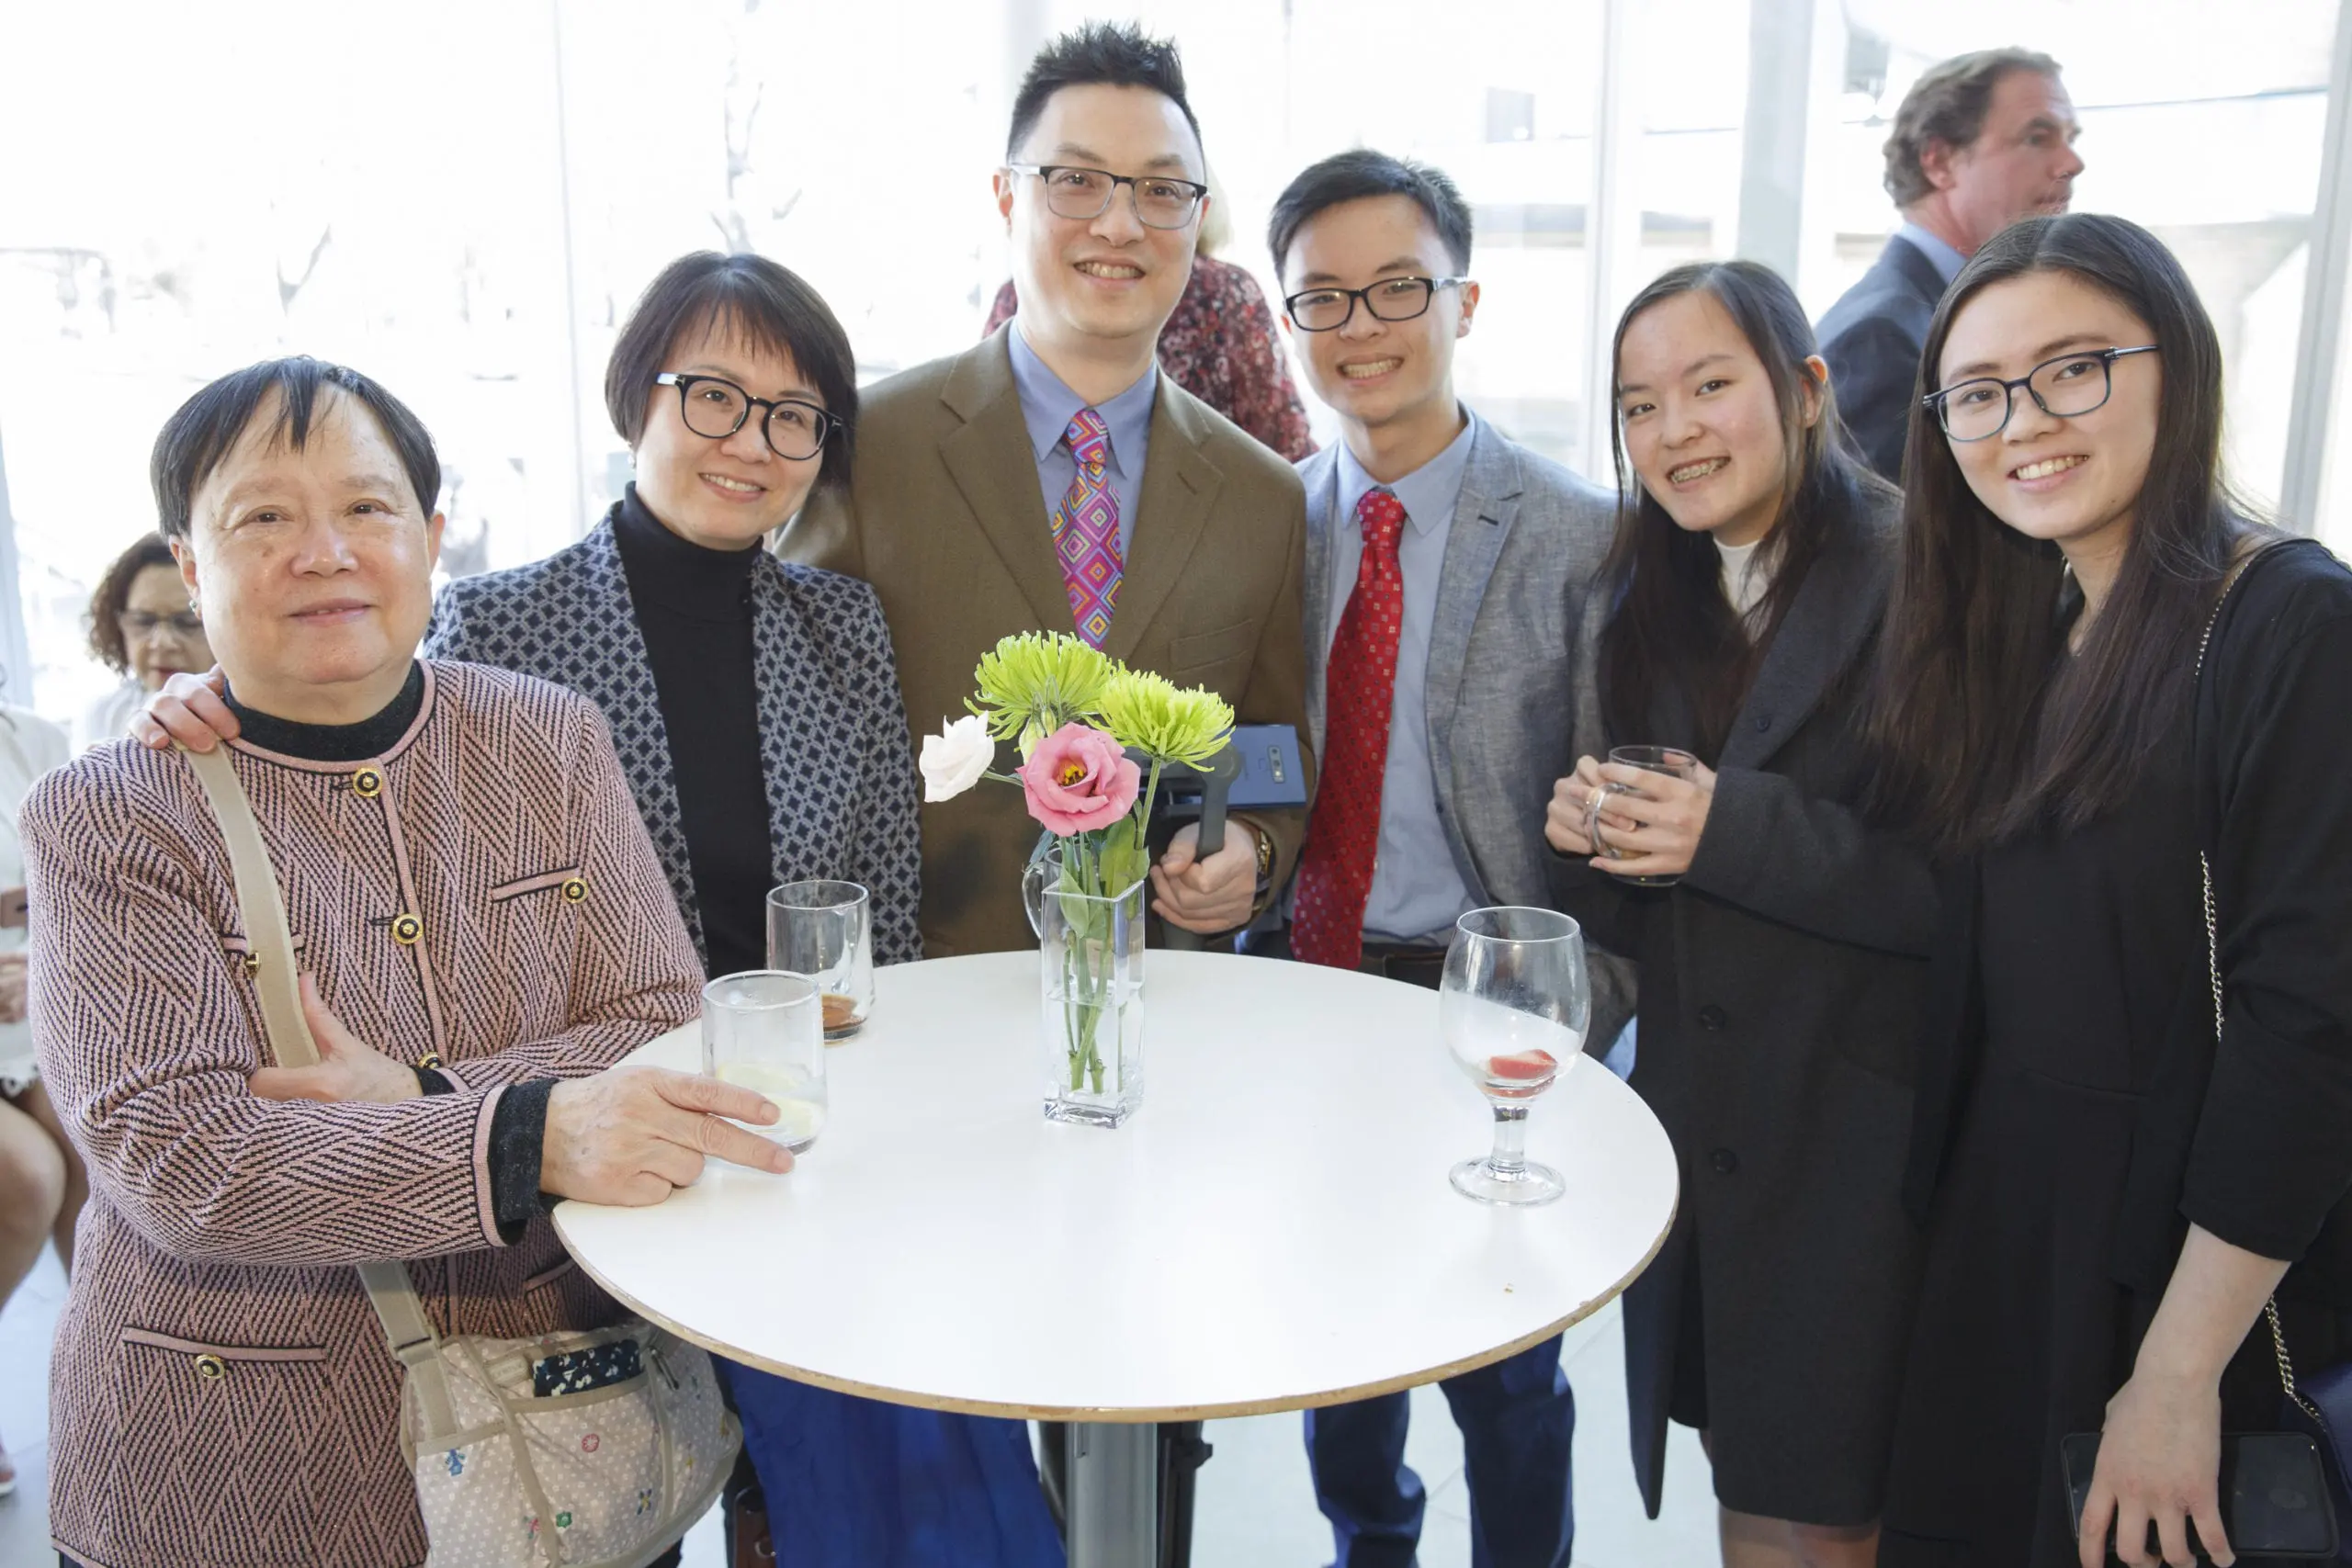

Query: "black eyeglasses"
<box><xmin>1923</xmin><ymin>345</ymin><xmax>2159</xmax><ymax>442</ymax></box>
<box><xmin>1004</xmin><ymin>164</ymin><xmax>1208</xmax><ymax>230</ymax></box>
<box><xmin>1283</xmin><ymin>276</ymin><xmax>1469</xmax><ymax>333</ymax></box>
<box><xmin>655</xmin><ymin>373</ymin><xmax>844</xmax><ymax>461</ymax></box>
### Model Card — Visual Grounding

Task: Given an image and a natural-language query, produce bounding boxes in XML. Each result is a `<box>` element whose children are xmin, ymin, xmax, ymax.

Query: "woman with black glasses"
<box><xmin>1870</xmin><ymin>213</ymin><xmax>2352</xmax><ymax>1568</ymax></box>
<box><xmin>140</xmin><ymin>252</ymin><xmax>1057</xmax><ymax>1566</ymax></box>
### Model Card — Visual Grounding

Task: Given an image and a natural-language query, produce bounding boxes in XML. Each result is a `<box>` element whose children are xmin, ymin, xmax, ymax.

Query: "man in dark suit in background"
<box><xmin>1816</xmin><ymin>48</ymin><xmax>2083</xmax><ymax>479</ymax></box>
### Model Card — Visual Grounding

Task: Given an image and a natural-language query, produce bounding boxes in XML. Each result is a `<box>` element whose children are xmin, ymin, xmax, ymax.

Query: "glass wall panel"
<box><xmin>1812</xmin><ymin>0</ymin><xmax>2340</xmax><ymax>510</ymax></box>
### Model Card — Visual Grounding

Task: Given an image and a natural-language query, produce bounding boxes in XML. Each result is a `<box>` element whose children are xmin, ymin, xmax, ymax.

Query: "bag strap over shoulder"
<box><xmin>2188</xmin><ymin>552</ymin><xmax>2333</xmax><ymax>1432</ymax></box>
<box><xmin>179</xmin><ymin>743</ymin><xmax>462</xmax><ymax>1436</ymax></box>
<box><xmin>182</xmin><ymin>745</ymin><xmax>317</xmax><ymax>1069</ymax></box>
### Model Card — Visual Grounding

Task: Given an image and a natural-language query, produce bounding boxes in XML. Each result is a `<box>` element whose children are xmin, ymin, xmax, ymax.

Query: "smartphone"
<box><xmin>2062</xmin><ymin>1430</ymin><xmax>2339</xmax><ymax>1562</ymax></box>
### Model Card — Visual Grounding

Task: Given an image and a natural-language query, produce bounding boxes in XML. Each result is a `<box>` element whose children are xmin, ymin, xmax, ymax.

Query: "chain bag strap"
<box><xmin>2190</xmin><ymin>555</ymin><xmax>2334</xmax><ymax>1436</ymax></box>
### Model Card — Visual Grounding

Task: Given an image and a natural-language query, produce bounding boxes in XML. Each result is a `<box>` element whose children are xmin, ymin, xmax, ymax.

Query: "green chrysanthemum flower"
<box><xmin>967</xmin><ymin>632</ymin><xmax>1117</xmax><ymax>747</ymax></box>
<box><xmin>1096</xmin><ymin>670</ymin><xmax>1234</xmax><ymax>770</ymax></box>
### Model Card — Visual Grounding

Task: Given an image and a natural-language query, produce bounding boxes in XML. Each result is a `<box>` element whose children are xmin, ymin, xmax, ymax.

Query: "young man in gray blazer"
<box><xmin>1254</xmin><ymin>149</ymin><xmax>1627</xmax><ymax>1568</ymax></box>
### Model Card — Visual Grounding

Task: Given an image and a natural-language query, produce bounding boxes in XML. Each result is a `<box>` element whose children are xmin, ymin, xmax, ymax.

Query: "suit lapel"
<box><xmin>1718</xmin><ymin>529</ymin><xmax>1893</xmax><ymax>771</ymax></box>
<box><xmin>571</xmin><ymin>526</ymin><xmax>704</xmax><ymax>957</ymax></box>
<box><xmin>938</xmin><ymin>336</ymin><xmax>1073</xmax><ymax>635</ymax></box>
<box><xmin>1298</xmin><ymin>448</ymin><xmax>1340</xmax><ymax>756</ymax></box>
<box><xmin>1423</xmin><ymin>424</ymin><xmax>1521</xmax><ymax>787</ymax></box>
<box><xmin>1106</xmin><ymin>377</ymin><xmax>1220</xmax><ymax>665</ymax></box>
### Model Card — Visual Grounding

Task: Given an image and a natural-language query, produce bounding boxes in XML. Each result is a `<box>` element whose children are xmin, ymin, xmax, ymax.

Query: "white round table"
<box><xmin>553</xmin><ymin>951</ymin><xmax>1679</xmax><ymax>1565</ymax></box>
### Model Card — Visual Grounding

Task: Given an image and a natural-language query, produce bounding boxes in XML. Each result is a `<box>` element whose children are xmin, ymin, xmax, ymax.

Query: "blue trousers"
<box><xmin>719</xmin><ymin>1360</ymin><xmax>1065</xmax><ymax>1568</ymax></box>
<box><xmin>1304</xmin><ymin>1336</ymin><xmax>1575</xmax><ymax>1568</ymax></box>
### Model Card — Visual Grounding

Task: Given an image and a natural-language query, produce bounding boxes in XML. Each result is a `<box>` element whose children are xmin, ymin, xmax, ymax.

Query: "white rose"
<box><xmin>920</xmin><ymin>715</ymin><xmax>995</xmax><ymax>802</ymax></box>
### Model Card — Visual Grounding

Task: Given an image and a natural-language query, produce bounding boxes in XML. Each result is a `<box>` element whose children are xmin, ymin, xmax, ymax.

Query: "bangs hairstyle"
<box><xmin>1007</xmin><ymin>20</ymin><xmax>1201</xmax><ymax>164</ymax></box>
<box><xmin>151</xmin><ymin>356</ymin><xmax>441</xmax><ymax>540</ymax></box>
<box><xmin>1598</xmin><ymin>260</ymin><xmax>1894</xmax><ymax>761</ymax></box>
<box><xmin>85</xmin><ymin>532</ymin><xmax>178</xmax><ymax>674</ymax></box>
<box><xmin>1867</xmin><ymin>213</ymin><xmax>2256</xmax><ymax>854</ymax></box>
<box><xmin>1266</xmin><ymin>150</ymin><xmax>1474</xmax><ymax>277</ymax></box>
<box><xmin>604</xmin><ymin>252</ymin><xmax>859</xmax><ymax>492</ymax></box>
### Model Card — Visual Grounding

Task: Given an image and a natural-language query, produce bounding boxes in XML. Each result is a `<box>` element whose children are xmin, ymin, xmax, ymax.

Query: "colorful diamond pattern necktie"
<box><xmin>1292</xmin><ymin>487</ymin><xmax>1408</xmax><ymax>970</ymax></box>
<box><xmin>1051</xmin><ymin>408</ymin><xmax>1123</xmax><ymax>649</ymax></box>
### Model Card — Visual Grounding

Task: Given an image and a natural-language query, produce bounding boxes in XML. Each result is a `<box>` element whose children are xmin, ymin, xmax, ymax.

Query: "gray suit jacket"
<box><xmin>1298</xmin><ymin>415</ymin><xmax>1635</xmax><ymax>1045</ymax></box>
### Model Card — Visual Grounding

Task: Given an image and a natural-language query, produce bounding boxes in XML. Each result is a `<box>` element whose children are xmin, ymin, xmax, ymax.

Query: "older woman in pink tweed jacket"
<box><xmin>25</xmin><ymin>356</ymin><xmax>789</xmax><ymax>1568</ymax></box>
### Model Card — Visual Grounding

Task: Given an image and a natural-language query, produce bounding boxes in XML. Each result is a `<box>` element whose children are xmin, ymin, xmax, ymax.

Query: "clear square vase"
<box><xmin>1023</xmin><ymin>852</ymin><xmax>1147</xmax><ymax>1127</ymax></box>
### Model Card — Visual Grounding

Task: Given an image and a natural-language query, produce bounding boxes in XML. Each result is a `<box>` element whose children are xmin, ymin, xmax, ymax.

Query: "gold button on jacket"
<box><xmin>351</xmin><ymin>767</ymin><xmax>383</xmax><ymax>799</ymax></box>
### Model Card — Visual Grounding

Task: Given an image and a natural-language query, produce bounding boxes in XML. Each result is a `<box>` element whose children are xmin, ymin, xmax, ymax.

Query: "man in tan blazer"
<box><xmin>784</xmin><ymin>21</ymin><xmax>1311</xmax><ymax>960</ymax></box>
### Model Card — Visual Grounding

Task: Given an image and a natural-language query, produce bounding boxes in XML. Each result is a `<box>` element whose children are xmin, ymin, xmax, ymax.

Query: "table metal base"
<box><xmin>1065</xmin><ymin>1422</ymin><xmax>1159</xmax><ymax>1566</ymax></box>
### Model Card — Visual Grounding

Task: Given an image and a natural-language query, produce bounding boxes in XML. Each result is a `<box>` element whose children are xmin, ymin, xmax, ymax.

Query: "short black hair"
<box><xmin>151</xmin><ymin>357</ymin><xmax>441</xmax><ymax>540</ymax></box>
<box><xmin>604</xmin><ymin>251</ymin><xmax>859</xmax><ymax>492</ymax></box>
<box><xmin>1005</xmin><ymin>21</ymin><xmax>1202</xmax><ymax>166</ymax></box>
<box><xmin>1268</xmin><ymin>150</ymin><xmax>1474</xmax><ymax>277</ymax></box>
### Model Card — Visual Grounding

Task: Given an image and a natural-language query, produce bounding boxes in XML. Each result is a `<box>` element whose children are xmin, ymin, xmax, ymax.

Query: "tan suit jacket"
<box><xmin>784</xmin><ymin>331</ymin><xmax>1313</xmax><ymax>957</ymax></box>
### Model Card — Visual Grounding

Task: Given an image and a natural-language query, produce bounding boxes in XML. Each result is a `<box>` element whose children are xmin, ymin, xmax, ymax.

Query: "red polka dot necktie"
<box><xmin>1052</xmin><ymin>408</ymin><xmax>1123</xmax><ymax>649</ymax></box>
<box><xmin>1292</xmin><ymin>487</ymin><xmax>1407</xmax><ymax>969</ymax></box>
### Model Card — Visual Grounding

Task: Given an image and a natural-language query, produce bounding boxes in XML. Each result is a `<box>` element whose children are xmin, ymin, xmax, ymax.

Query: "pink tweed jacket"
<box><xmin>23</xmin><ymin>660</ymin><xmax>706</xmax><ymax>1568</ymax></box>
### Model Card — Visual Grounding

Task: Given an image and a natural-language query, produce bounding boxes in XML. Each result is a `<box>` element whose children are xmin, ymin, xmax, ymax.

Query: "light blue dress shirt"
<box><xmin>1327</xmin><ymin>412</ymin><xmax>1481</xmax><ymax>945</ymax></box>
<box><xmin>1894</xmin><ymin>221</ymin><xmax>1967</xmax><ymax>287</ymax></box>
<box><xmin>1006</xmin><ymin>326</ymin><xmax>1156</xmax><ymax>563</ymax></box>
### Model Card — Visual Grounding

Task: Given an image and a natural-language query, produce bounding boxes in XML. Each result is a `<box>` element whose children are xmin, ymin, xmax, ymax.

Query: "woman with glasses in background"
<box><xmin>74</xmin><ymin>532</ymin><xmax>215</xmax><ymax>750</ymax></box>
<box><xmin>140</xmin><ymin>251</ymin><xmax>1056</xmax><ymax>1567</ymax></box>
<box><xmin>1871</xmin><ymin>212</ymin><xmax>2352</xmax><ymax>1568</ymax></box>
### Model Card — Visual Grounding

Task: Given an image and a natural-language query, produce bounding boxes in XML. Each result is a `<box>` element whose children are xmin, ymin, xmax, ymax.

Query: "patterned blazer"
<box><xmin>25</xmin><ymin>662</ymin><xmax>706</xmax><ymax>1568</ymax></box>
<box><xmin>427</xmin><ymin>515</ymin><xmax>923</xmax><ymax>967</ymax></box>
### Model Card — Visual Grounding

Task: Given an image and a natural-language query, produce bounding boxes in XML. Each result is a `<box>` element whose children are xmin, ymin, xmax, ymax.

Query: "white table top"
<box><xmin>554</xmin><ymin>951</ymin><xmax>1678</xmax><ymax>1423</ymax></box>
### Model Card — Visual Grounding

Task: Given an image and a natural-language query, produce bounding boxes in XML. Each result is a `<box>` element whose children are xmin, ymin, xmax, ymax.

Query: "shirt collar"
<box><xmin>1894</xmin><ymin>221</ymin><xmax>1968</xmax><ymax>287</ymax></box>
<box><xmin>1007</xmin><ymin>325</ymin><xmax>1158</xmax><ymax>479</ymax></box>
<box><xmin>1335</xmin><ymin>409</ymin><xmax>1480</xmax><ymax>539</ymax></box>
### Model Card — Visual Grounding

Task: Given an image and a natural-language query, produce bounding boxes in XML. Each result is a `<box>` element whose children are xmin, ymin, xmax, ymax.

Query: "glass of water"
<box><xmin>1441</xmin><ymin>907</ymin><xmax>1589</xmax><ymax>1206</ymax></box>
<box><xmin>702</xmin><ymin>971</ymin><xmax>827</xmax><ymax>1155</ymax></box>
<box><xmin>766</xmin><ymin>880</ymin><xmax>874</xmax><ymax>1040</ymax></box>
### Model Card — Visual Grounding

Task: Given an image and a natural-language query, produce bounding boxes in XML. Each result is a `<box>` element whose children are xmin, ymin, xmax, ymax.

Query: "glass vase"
<box><xmin>1025</xmin><ymin>855</ymin><xmax>1148</xmax><ymax>1128</ymax></box>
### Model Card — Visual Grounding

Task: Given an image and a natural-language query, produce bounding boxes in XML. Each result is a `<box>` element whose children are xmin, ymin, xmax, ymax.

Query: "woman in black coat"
<box><xmin>1868</xmin><ymin>214</ymin><xmax>2352</xmax><ymax>1568</ymax></box>
<box><xmin>1545</xmin><ymin>261</ymin><xmax>1933</xmax><ymax>1565</ymax></box>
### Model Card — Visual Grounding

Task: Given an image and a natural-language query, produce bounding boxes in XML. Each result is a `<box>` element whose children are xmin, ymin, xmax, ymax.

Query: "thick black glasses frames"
<box><xmin>1924</xmin><ymin>345</ymin><xmax>2160</xmax><ymax>441</ymax></box>
<box><xmin>655</xmin><ymin>373</ymin><xmax>844</xmax><ymax>461</ymax></box>
<box><xmin>1283</xmin><ymin>276</ymin><xmax>1469</xmax><ymax>333</ymax></box>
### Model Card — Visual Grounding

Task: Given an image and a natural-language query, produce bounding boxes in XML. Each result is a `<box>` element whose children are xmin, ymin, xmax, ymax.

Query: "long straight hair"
<box><xmin>1867</xmin><ymin>213</ymin><xmax>2254</xmax><ymax>854</ymax></box>
<box><xmin>1598</xmin><ymin>260</ymin><xmax>1894</xmax><ymax>759</ymax></box>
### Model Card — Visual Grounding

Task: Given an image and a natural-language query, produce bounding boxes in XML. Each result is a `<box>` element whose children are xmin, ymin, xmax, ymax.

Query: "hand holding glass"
<box><xmin>766</xmin><ymin>880</ymin><xmax>874</xmax><ymax>1039</ymax></box>
<box><xmin>1584</xmin><ymin>746</ymin><xmax>1700</xmax><ymax>887</ymax></box>
<box><xmin>1442</xmin><ymin>907</ymin><xmax>1589</xmax><ymax>1205</ymax></box>
<box><xmin>702</xmin><ymin>971</ymin><xmax>827</xmax><ymax>1155</ymax></box>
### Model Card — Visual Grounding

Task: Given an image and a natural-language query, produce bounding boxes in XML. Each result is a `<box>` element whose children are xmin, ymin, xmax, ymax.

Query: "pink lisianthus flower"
<box><xmin>1018</xmin><ymin>723</ymin><xmax>1141</xmax><ymax>836</ymax></box>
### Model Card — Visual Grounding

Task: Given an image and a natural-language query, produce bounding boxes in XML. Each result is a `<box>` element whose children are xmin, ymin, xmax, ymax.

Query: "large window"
<box><xmin>1</xmin><ymin>0</ymin><xmax>2345</xmax><ymax>726</ymax></box>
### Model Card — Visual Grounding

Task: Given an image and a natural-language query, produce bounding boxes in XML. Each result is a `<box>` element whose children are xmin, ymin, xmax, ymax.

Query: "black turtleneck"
<box><xmin>222</xmin><ymin>661</ymin><xmax>544</xmax><ymax>1241</ymax></box>
<box><xmin>224</xmin><ymin>662</ymin><xmax>425</xmax><ymax>761</ymax></box>
<box><xmin>609</xmin><ymin>484</ymin><xmax>772</xmax><ymax>979</ymax></box>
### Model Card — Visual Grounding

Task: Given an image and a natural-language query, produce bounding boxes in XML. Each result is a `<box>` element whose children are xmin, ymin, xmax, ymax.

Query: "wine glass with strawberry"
<box><xmin>1440</xmin><ymin>907</ymin><xmax>1589</xmax><ymax>1205</ymax></box>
